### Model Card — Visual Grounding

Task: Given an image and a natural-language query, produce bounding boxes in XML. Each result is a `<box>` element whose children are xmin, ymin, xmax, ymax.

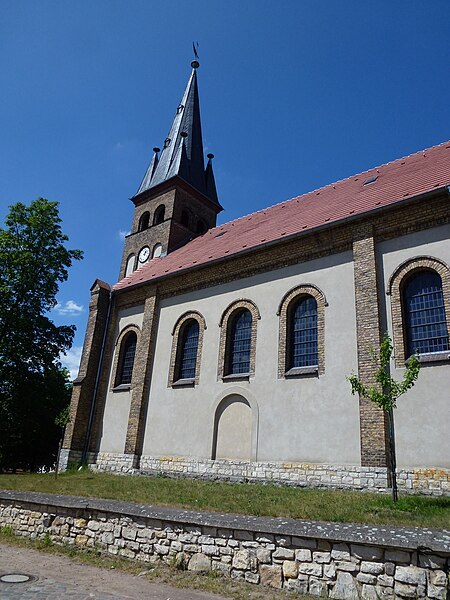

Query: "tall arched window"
<box><xmin>176</xmin><ymin>320</ymin><xmax>200</xmax><ymax>380</ymax></box>
<box><xmin>289</xmin><ymin>296</ymin><xmax>318</xmax><ymax>369</ymax></box>
<box><xmin>138</xmin><ymin>211</ymin><xmax>150</xmax><ymax>232</ymax></box>
<box><xmin>227</xmin><ymin>309</ymin><xmax>252</xmax><ymax>375</ymax></box>
<box><xmin>153</xmin><ymin>205</ymin><xmax>165</xmax><ymax>225</ymax></box>
<box><xmin>116</xmin><ymin>332</ymin><xmax>137</xmax><ymax>386</ymax></box>
<box><xmin>403</xmin><ymin>270</ymin><xmax>449</xmax><ymax>356</ymax></box>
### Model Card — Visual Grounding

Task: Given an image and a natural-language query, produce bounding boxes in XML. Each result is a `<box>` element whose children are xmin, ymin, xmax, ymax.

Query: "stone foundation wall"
<box><xmin>85</xmin><ymin>453</ymin><xmax>450</xmax><ymax>496</ymax></box>
<box><xmin>0</xmin><ymin>491</ymin><xmax>448</xmax><ymax>599</ymax></box>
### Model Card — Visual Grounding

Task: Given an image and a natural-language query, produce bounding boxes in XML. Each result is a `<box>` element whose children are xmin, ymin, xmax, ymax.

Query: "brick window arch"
<box><xmin>112</xmin><ymin>326</ymin><xmax>140</xmax><ymax>389</ymax></box>
<box><xmin>218</xmin><ymin>300</ymin><xmax>260</xmax><ymax>380</ymax></box>
<box><xmin>388</xmin><ymin>256</ymin><xmax>450</xmax><ymax>366</ymax></box>
<box><xmin>138</xmin><ymin>211</ymin><xmax>150</xmax><ymax>232</ymax></box>
<box><xmin>153</xmin><ymin>205</ymin><xmax>165</xmax><ymax>225</ymax></box>
<box><xmin>168</xmin><ymin>311</ymin><xmax>206</xmax><ymax>386</ymax></box>
<box><xmin>277</xmin><ymin>284</ymin><xmax>327</xmax><ymax>377</ymax></box>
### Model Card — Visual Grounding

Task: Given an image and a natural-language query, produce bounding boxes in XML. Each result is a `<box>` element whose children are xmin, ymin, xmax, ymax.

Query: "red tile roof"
<box><xmin>114</xmin><ymin>141</ymin><xmax>450</xmax><ymax>291</ymax></box>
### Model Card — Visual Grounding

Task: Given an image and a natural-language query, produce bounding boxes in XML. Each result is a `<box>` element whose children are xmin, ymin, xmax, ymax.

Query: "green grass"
<box><xmin>1</xmin><ymin>470</ymin><xmax>449</xmax><ymax>528</ymax></box>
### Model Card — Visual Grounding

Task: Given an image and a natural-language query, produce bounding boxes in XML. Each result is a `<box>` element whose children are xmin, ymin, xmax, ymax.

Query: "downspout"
<box><xmin>81</xmin><ymin>290</ymin><xmax>113</xmax><ymax>464</ymax></box>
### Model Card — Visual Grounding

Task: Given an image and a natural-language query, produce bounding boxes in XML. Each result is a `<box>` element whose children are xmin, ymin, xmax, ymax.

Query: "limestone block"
<box><xmin>384</xmin><ymin>562</ymin><xmax>395</xmax><ymax>576</ymax></box>
<box><xmin>119</xmin><ymin>548</ymin><xmax>135</xmax><ymax>559</ymax></box>
<box><xmin>202</xmin><ymin>544</ymin><xmax>219</xmax><ymax>557</ymax></box>
<box><xmin>232</xmin><ymin>550</ymin><xmax>251</xmax><ymax>570</ymax></box>
<box><xmin>377</xmin><ymin>574</ymin><xmax>394</xmax><ymax>587</ymax></box>
<box><xmin>395</xmin><ymin>565</ymin><xmax>426</xmax><ymax>586</ymax></box>
<box><xmin>154</xmin><ymin>544</ymin><xmax>169</xmax><ymax>556</ymax></box>
<box><xmin>282</xmin><ymin>560</ymin><xmax>298</xmax><ymax>579</ymax></box>
<box><xmin>230</xmin><ymin>569</ymin><xmax>245</xmax><ymax>580</ymax></box>
<box><xmin>212</xmin><ymin>562</ymin><xmax>231</xmax><ymax>577</ymax></box>
<box><xmin>74</xmin><ymin>518</ymin><xmax>87</xmax><ymax>529</ymax></box>
<box><xmin>298</xmin><ymin>562</ymin><xmax>322</xmax><ymax>577</ymax></box>
<box><xmin>419</xmin><ymin>554</ymin><xmax>446</xmax><ymax>569</ymax></box>
<box><xmin>188</xmin><ymin>553</ymin><xmax>211</xmax><ymax>572</ymax></box>
<box><xmin>394</xmin><ymin>582</ymin><xmax>417</xmax><ymax>598</ymax></box>
<box><xmin>170</xmin><ymin>541</ymin><xmax>182</xmax><ymax>552</ymax></box>
<box><xmin>330</xmin><ymin>572</ymin><xmax>359</xmax><ymax>599</ymax></box>
<box><xmin>256</xmin><ymin>547</ymin><xmax>271</xmax><ymax>564</ymax></box>
<box><xmin>331</xmin><ymin>544</ymin><xmax>351</xmax><ymax>561</ymax></box>
<box><xmin>295</xmin><ymin>548</ymin><xmax>312</xmax><ymax>562</ymax></box>
<box><xmin>427</xmin><ymin>584</ymin><xmax>447</xmax><ymax>600</ymax></box>
<box><xmin>429</xmin><ymin>570</ymin><xmax>447</xmax><ymax>587</ymax></box>
<box><xmin>309</xmin><ymin>577</ymin><xmax>327</xmax><ymax>597</ymax></box>
<box><xmin>87</xmin><ymin>520</ymin><xmax>100</xmax><ymax>531</ymax></box>
<box><xmin>137</xmin><ymin>528</ymin><xmax>154</xmax><ymax>541</ymax></box>
<box><xmin>324</xmin><ymin>563</ymin><xmax>336</xmax><ymax>580</ymax></box>
<box><xmin>259</xmin><ymin>565</ymin><xmax>282</xmax><ymax>589</ymax></box>
<box><xmin>75</xmin><ymin>534</ymin><xmax>88</xmax><ymax>546</ymax></box>
<box><xmin>313</xmin><ymin>551</ymin><xmax>331</xmax><ymax>563</ymax></box>
<box><xmin>335</xmin><ymin>560</ymin><xmax>359</xmax><ymax>573</ymax></box>
<box><xmin>361</xmin><ymin>561</ymin><xmax>384</xmax><ymax>575</ymax></box>
<box><xmin>357</xmin><ymin>572</ymin><xmax>377</xmax><ymax>585</ymax></box>
<box><xmin>375</xmin><ymin>585</ymin><xmax>394</xmax><ymax>599</ymax></box>
<box><xmin>245</xmin><ymin>572</ymin><xmax>260</xmax><ymax>584</ymax></box>
<box><xmin>361</xmin><ymin>584</ymin><xmax>378</xmax><ymax>599</ymax></box>
<box><xmin>272</xmin><ymin>547</ymin><xmax>294</xmax><ymax>561</ymax></box>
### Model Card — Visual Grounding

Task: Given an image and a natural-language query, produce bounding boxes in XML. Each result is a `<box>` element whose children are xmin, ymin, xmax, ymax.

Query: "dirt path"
<box><xmin>0</xmin><ymin>543</ymin><xmax>229</xmax><ymax>599</ymax></box>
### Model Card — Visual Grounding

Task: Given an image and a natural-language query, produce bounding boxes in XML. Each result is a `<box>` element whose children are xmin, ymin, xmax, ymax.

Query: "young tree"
<box><xmin>0</xmin><ymin>198</ymin><xmax>83</xmax><ymax>471</ymax></box>
<box><xmin>347</xmin><ymin>334</ymin><xmax>420</xmax><ymax>502</ymax></box>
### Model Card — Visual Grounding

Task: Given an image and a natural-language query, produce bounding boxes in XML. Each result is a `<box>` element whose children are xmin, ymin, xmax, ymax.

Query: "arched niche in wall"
<box><xmin>153</xmin><ymin>205</ymin><xmax>165</xmax><ymax>225</ymax></box>
<box><xmin>152</xmin><ymin>243</ymin><xmax>162</xmax><ymax>258</ymax></box>
<box><xmin>125</xmin><ymin>254</ymin><xmax>135</xmax><ymax>277</ymax></box>
<box><xmin>138</xmin><ymin>211</ymin><xmax>150</xmax><ymax>232</ymax></box>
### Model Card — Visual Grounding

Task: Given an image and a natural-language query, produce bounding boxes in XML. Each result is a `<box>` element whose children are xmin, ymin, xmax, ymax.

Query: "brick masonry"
<box><xmin>0</xmin><ymin>490</ymin><xmax>448</xmax><ymax>598</ymax></box>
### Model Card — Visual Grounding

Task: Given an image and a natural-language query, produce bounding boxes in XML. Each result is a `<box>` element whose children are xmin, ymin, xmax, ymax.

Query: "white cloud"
<box><xmin>54</xmin><ymin>300</ymin><xmax>84</xmax><ymax>316</ymax></box>
<box><xmin>60</xmin><ymin>346</ymin><xmax>82</xmax><ymax>380</ymax></box>
<box><xmin>118</xmin><ymin>230</ymin><xmax>129</xmax><ymax>241</ymax></box>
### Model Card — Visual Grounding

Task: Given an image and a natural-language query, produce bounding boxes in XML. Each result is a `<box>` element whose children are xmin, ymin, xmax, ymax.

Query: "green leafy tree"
<box><xmin>347</xmin><ymin>334</ymin><xmax>420</xmax><ymax>502</ymax></box>
<box><xmin>0</xmin><ymin>198</ymin><xmax>82</xmax><ymax>471</ymax></box>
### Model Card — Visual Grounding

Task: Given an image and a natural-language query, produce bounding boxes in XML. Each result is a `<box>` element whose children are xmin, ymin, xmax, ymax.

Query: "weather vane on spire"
<box><xmin>191</xmin><ymin>42</ymin><xmax>200</xmax><ymax>69</ymax></box>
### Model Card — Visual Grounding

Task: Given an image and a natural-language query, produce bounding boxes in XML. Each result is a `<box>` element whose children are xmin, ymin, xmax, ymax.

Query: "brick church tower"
<box><xmin>119</xmin><ymin>59</ymin><xmax>222</xmax><ymax>280</ymax></box>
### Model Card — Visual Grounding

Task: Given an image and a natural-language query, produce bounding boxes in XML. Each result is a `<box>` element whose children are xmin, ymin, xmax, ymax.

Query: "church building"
<box><xmin>61</xmin><ymin>59</ymin><xmax>450</xmax><ymax>495</ymax></box>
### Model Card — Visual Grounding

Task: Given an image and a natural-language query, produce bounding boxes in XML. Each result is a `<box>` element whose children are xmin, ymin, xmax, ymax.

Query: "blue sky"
<box><xmin>1</xmin><ymin>1</ymin><xmax>450</xmax><ymax>377</ymax></box>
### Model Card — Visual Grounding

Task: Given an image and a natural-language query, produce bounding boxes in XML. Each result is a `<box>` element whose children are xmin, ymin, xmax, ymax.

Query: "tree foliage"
<box><xmin>0</xmin><ymin>198</ymin><xmax>82</xmax><ymax>471</ymax></box>
<box><xmin>347</xmin><ymin>334</ymin><xmax>420</xmax><ymax>412</ymax></box>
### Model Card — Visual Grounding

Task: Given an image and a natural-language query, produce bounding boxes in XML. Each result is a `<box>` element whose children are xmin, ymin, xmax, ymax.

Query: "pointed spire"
<box><xmin>136</xmin><ymin>147</ymin><xmax>160</xmax><ymax>196</ymax></box>
<box><xmin>205</xmin><ymin>153</ymin><xmax>219</xmax><ymax>205</ymax></box>
<box><xmin>134</xmin><ymin>61</ymin><xmax>220</xmax><ymax>205</ymax></box>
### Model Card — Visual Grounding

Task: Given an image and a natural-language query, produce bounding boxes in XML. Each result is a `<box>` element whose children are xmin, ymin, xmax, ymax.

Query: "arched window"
<box><xmin>197</xmin><ymin>219</ymin><xmax>206</xmax><ymax>234</ymax></box>
<box><xmin>138</xmin><ymin>211</ymin><xmax>150</xmax><ymax>232</ymax></box>
<box><xmin>153</xmin><ymin>205</ymin><xmax>165</xmax><ymax>225</ymax></box>
<box><xmin>181</xmin><ymin>209</ymin><xmax>190</xmax><ymax>228</ymax></box>
<box><xmin>288</xmin><ymin>296</ymin><xmax>318</xmax><ymax>368</ymax></box>
<box><xmin>227</xmin><ymin>309</ymin><xmax>252</xmax><ymax>375</ymax></box>
<box><xmin>116</xmin><ymin>332</ymin><xmax>137</xmax><ymax>386</ymax></box>
<box><xmin>403</xmin><ymin>270</ymin><xmax>449</xmax><ymax>356</ymax></box>
<box><xmin>152</xmin><ymin>243</ymin><xmax>162</xmax><ymax>258</ymax></box>
<box><xmin>176</xmin><ymin>320</ymin><xmax>200</xmax><ymax>380</ymax></box>
<box><xmin>125</xmin><ymin>254</ymin><xmax>135</xmax><ymax>277</ymax></box>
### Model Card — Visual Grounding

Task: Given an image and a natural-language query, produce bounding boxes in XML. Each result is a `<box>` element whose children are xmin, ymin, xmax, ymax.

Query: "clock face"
<box><xmin>138</xmin><ymin>246</ymin><xmax>150</xmax><ymax>263</ymax></box>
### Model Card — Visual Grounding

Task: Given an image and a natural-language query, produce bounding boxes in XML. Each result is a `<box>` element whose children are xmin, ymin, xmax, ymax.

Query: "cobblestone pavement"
<box><xmin>0</xmin><ymin>544</ymin><xmax>228</xmax><ymax>600</ymax></box>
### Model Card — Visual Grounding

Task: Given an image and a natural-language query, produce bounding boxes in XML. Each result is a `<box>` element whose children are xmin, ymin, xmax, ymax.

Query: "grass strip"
<box><xmin>0</xmin><ymin>470</ymin><xmax>449</xmax><ymax>528</ymax></box>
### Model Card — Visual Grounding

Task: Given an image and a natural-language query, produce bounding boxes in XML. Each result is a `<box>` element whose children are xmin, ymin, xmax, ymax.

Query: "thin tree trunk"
<box><xmin>386</xmin><ymin>409</ymin><xmax>398</xmax><ymax>502</ymax></box>
<box><xmin>55</xmin><ymin>428</ymin><xmax>64</xmax><ymax>480</ymax></box>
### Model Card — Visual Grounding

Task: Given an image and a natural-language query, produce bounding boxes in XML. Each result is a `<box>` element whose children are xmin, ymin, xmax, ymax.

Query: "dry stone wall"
<box><xmin>0</xmin><ymin>490</ymin><xmax>448</xmax><ymax>599</ymax></box>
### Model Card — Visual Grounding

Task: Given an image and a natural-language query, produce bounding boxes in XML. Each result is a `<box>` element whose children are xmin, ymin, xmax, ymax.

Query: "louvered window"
<box><xmin>177</xmin><ymin>320</ymin><xmax>199</xmax><ymax>380</ymax></box>
<box><xmin>404</xmin><ymin>271</ymin><xmax>449</xmax><ymax>356</ymax></box>
<box><xmin>228</xmin><ymin>309</ymin><xmax>252</xmax><ymax>374</ymax></box>
<box><xmin>290</xmin><ymin>296</ymin><xmax>318</xmax><ymax>368</ymax></box>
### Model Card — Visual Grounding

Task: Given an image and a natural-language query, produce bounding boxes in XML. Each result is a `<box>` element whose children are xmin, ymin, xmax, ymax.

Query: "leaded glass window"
<box><xmin>118</xmin><ymin>332</ymin><xmax>137</xmax><ymax>385</ymax></box>
<box><xmin>404</xmin><ymin>271</ymin><xmax>449</xmax><ymax>356</ymax></box>
<box><xmin>290</xmin><ymin>296</ymin><xmax>318</xmax><ymax>368</ymax></box>
<box><xmin>228</xmin><ymin>309</ymin><xmax>252</xmax><ymax>374</ymax></box>
<box><xmin>178</xmin><ymin>320</ymin><xmax>199</xmax><ymax>380</ymax></box>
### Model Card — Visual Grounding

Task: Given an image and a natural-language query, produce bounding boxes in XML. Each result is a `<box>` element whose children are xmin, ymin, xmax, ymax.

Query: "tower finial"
<box><xmin>191</xmin><ymin>41</ymin><xmax>200</xmax><ymax>69</ymax></box>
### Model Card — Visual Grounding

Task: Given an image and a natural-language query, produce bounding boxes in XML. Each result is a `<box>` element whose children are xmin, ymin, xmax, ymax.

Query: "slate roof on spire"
<box><xmin>135</xmin><ymin>67</ymin><xmax>220</xmax><ymax>205</ymax></box>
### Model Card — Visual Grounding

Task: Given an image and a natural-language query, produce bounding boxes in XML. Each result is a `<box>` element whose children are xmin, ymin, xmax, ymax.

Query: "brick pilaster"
<box><xmin>124</xmin><ymin>293</ymin><xmax>159</xmax><ymax>458</ymax></box>
<box><xmin>63</xmin><ymin>281</ymin><xmax>111</xmax><ymax>453</ymax></box>
<box><xmin>352</xmin><ymin>226</ymin><xmax>388</xmax><ymax>467</ymax></box>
